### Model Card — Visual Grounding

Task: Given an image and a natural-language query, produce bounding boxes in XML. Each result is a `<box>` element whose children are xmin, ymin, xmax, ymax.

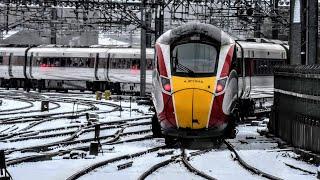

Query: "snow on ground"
<box><xmin>0</xmin><ymin>99</ymin><xmax>31</xmax><ymax>111</ymax></box>
<box><xmin>189</xmin><ymin>150</ymin><xmax>263</xmax><ymax>180</ymax></box>
<box><xmin>0</xmin><ymin>135</ymin><xmax>68</xmax><ymax>149</ymax></box>
<box><xmin>80</xmin><ymin>151</ymin><xmax>177</xmax><ymax>180</ymax></box>
<box><xmin>123</xmin><ymin>125</ymin><xmax>151</xmax><ymax>133</ymax></box>
<box><xmin>8</xmin><ymin>139</ymin><xmax>165</xmax><ymax>180</ymax></box>
<box><xmin>0</xmin><ymin>101</ymin><xmax>89</xmax><ymax>119</ymax></box>
<box><xmin>28</xmin><ymin>118</ymin><xmax>85</xmax><ymax>131</ymax></box>
<box><xmin>147</xmin><ymin>161</ymin><xmax>205</xmax><ymax>180</ymax></box>
<box><xmin>239</xmin><ymin>150</ymin><xmax>317</xmax><ymax>179</ymax></box>
<box><xmin>75</xmin><ymin>128</ymin><xmax>120</xmax><ymax>140</ymax></box>
<box><xmin>2</xmin><ymin>90</ymin><xmax>319</xmax><ymax>180</ymax></box>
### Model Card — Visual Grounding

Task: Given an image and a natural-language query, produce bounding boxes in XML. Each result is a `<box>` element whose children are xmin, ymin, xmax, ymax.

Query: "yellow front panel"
<box><xmin>172</xmin><ymin>76</ymin><xmax>216</xmax><ymax>129</ymax></box>
<box><xmin>173</xmin><ymin>88</ymin><xmax>193</xmax><ymax>128</ymax></box>
<box><xmin>192</xmin><ymin>89</ymin><xmax>214</xmax><ymax>128</ymax></box>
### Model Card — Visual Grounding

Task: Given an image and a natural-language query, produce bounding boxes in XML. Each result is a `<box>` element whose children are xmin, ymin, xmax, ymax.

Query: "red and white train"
<box><xmin>151</xmin><ymin>23</ymin><xmax>287</xmax><ymax>144</ymax></box>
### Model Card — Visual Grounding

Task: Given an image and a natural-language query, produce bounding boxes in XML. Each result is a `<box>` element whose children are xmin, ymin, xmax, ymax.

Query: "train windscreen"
<box><xmin>171</xmin><ymin>43</ymin><xmax>218</xmax><ymax>76</ymax></box>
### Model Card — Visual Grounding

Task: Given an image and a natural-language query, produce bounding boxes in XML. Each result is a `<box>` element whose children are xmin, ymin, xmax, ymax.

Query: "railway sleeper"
<box><xmin>117</xmin><ymin>161</ymin><xmax>133</xmax><ymax>170</ymax></box>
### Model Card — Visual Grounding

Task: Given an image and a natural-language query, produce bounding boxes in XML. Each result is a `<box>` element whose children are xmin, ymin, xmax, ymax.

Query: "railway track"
<box><xmin>2</xmin><ymin>90</ymin><xmax>314</xmax><ymax>180</ymax></box>
<box><xmin>3</xmin><ymin>116</ymin><xmax>152</xmax><ymax>153</ymax></box>
<box><xmin>137</xmin><ymin>138</ymin><xmax>284</xmax><ymax>180</ymax></box>
<box><xmin>4</xmin><ymin>116</ymin><xmax>153</xmax><ymax>164</ymax></box>
<box><xmin>223</xmin><ymin>139</ymin><xmax>283</xmax><ymax>180</ymax></box>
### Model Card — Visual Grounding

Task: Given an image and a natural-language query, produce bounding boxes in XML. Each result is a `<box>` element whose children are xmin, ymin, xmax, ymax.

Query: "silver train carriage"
<box><xmin>0</xmin><ymin>47</ymin><xmax>29</xmax><ymax>88</ymax></box>
<box><xmin>0</xmin><ymin>46</ymin><xmax>154</xmax><ymax>93</ymax></box>
<box><xmin>236</xmin><ymin>41</ymin><xmax>288</xmax><ymax>99</ymax></box>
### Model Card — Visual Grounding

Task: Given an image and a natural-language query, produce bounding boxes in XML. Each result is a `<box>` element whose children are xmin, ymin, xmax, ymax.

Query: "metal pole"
<box><xmin>5</xmin><ymin>5</ymin><xmax>9</xmax><ymax>34</ymax></box>
<box><xmin>154</xmin><ymin>2</ymin><xmax>164</xmax><ymax>40</ymax></box>
<box><xmin>272</xmin><ymin>0</ymin><xmax>279</xmax><ymax>39</ymax></box>
<box><xmin>306</xmin><ymin>0</ymin><xmax>318</xmax><ymax>64</ymax></box>
<box><xmin>50</xmin><ymin>7</ymin><xmax>57</xmax><ymax>44</ymax></box>
<box><xmin>289</xmin><ymin>0</ymin><xmax>302</xmax><ymax>65</ymax></box>
<box><xmin>146</xmin><ymin>10</ymin><xmax>152</xmax><ymax>48</ymax></box>
<box><xmin>300</xmin><ymin>0</ymin><xmax>307</xmax><ymax>64</ymax></box>
<box><xmin>140</xmin><ymin>0</ymin><xmax>146</xmax><ymax>97</ymax></box>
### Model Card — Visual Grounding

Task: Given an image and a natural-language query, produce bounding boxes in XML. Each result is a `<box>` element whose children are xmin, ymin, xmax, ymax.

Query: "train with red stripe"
<box><xmin>151</xmin><ymin>23</ymin><xmax>288</xmax><ymax>144</ymax></box>
<box><xmin>0</xmin><ymin>46</ymin><xmax>154</xmax><ymax>93</ymax></box>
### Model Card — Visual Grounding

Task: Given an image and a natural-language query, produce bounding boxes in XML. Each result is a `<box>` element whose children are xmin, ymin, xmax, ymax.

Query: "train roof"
<box><xmin>0</xmin><ymin>47</ymin><xmax>28</xmax><ymax>56</ymax></box>
<box><xmin>108</xmin><ymin>48</ymin><xmax>154</xmax><ymax>59</ymax></box>
<box><xmin>236</xmin><ymin>41</ymin><xmax>287</xmax><ymax>59</ymax></box>
<box><xmin>237</xmin><ymin>41</ymin><xmax>287</xmax><ymax>51</ymax></box>
<box><xmin>28</xmin><ymin>48</ymin><xmax>109</xmax><ymax>58</ymax></box>
<box><xmin>157</xmin><ymin>22</ymin><xmax>234</xmax><ymax>45</ymax></box>
<box><xmin>28</xmin><ymin>47</ymin><xmax>154</xmax><ymax>59</ymax></box>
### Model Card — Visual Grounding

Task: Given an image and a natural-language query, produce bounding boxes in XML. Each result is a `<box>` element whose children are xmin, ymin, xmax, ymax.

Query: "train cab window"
<box><xmin>171</xmin><ymin>43</ymin><xmax>218</xmax><ymax>76</ymax></box>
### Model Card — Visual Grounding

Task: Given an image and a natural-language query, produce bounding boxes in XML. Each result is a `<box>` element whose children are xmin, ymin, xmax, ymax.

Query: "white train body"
<box><xmin>0</xmin><ymin>40</ymin><xmax>287</xmax><ymax>95</ymax></box>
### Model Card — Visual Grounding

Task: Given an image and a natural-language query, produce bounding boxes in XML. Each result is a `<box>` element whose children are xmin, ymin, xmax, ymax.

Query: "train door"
<box><xmin>8</xmin><ymin>53</ymin><xmax>13</xmax><ymax>77</ymax></box>
<box><xmin>104</xmin><ymin>53</ymin><xmax>110</xmax><ymax>81</ymax></box>
<box><xmin>94</xmin><ymin>53</ymin><xmax>99</xmax><ymax>80</ymax></box>
<box><xmin>25</xmin><ymin>52</ymin><xmax>34</xmax><ymax>79</ymax></box>
<box><xmin>0</xmin><ymin>52</ymin><xmax>10</xmax><ymax>79</ymax></box>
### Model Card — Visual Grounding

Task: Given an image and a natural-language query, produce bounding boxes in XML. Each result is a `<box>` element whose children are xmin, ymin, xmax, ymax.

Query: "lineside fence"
<box><xmin>270</xmin><ymin>65</ymin><xmax>320</xmax><ymax>153</ymax></box>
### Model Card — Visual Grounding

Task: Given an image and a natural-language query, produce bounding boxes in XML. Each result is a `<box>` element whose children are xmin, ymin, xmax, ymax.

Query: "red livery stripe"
<box><xmin>155</xmin><ymin>44</ymin><xmax>168</xmax><ymax>77</ymax></box>
<box><xmin>220</xmin><ymin>45</ymin><xmax>235</xmax><ymax>77</ymax></box>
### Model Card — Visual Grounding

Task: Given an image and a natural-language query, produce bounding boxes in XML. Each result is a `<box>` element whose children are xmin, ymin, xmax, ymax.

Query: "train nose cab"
<box><xmin>170</xmin><ymin>42</ymin><xmax>218</xmax><ymax>129</ymax></box>
<box><xmin>152</xmin><ymin>23</ymin><xmax>237</xmax><ymax>141</ymax></box>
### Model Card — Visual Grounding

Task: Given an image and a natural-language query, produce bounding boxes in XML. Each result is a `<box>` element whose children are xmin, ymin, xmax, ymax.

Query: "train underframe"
<box><xmin>151</xmin><ymin>97</ymin><xmax>264</xmax><ymax>145</ymax></box>
<box><xmin>152</xmin><ymin>113</ymin><xmax>237</xmax><ymax>145</ymax></box>
<box><xmin>0</xmin><ymin>78</ymin><xmax>123</xmax><ymax>94</ymax></box>
<box><xmin>0</xmin><ymin>77</ymin><xmax>151</xmax><ymax>95</ymax></box>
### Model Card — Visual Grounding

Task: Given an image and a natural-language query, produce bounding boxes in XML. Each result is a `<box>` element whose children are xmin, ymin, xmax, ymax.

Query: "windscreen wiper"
<box><xmin>173</xmin><ymin>50</ymin><xmax>195</xmax><ymax>75</ymax></box>
<box><xmin>176</xmin><ymin>62</ymin><xmax>195</xmax><ymax>76</ymax></box>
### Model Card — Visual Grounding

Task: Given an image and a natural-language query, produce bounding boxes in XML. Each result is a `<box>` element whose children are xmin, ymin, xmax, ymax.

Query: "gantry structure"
<box><xmin>0</xmin><ymin>0</ymin><xmax>290</xmax><ymax>45</ymax></box>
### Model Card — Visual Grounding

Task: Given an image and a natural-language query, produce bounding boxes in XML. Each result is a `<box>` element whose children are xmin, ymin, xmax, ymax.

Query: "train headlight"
<box><xmin>215</xmin><ymin>77</ymin><xmax>227</xmax><ymax>95</ymax></box>
<box><xmin>161</xmin><ymin>76</ymin><xmax>171</xmax><ymax>93</ymax></box>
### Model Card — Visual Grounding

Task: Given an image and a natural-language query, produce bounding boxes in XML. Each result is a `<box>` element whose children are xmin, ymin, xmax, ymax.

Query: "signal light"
<box><xmin>163</xmin><ymin>84</ymin><xmax>171</xmax><ymax>92</ymax></box>
<box><xmin>216</xmin><ymin>84</ymin><xmax>224</xmax><ymax>93</ymax></box>
<box><xmin>215</xmin><ymin>77</ymin><xmax>227</xmax><ymax>94</ymax></box>
<box><xmin>161</xmin><ymin>77</ymin><xmax>171</xmax><ymax>93</ymax></box>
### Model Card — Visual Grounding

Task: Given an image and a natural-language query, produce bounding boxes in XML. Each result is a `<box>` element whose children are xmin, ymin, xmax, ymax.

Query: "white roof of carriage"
<box><xmin>28</xmin><ymin>48</ymin><xmax>109</xmax><ymax>58</ymax></box>
<box><xmin>28</xmin><ymin>47</ymin><xmax>154</xmax><ymax>59</ymax></box>
<box><xmin>108</xmin><ymin>48</ymin><xmax>154</xmax><ymax>59</ymax></box>
<box><xmin>0</xmin><ymin>47</ymin><xmax>28</xmax><ymax>56</ymax></box>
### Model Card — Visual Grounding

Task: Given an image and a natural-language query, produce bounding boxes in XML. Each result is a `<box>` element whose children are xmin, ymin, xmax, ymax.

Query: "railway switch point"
<box><xmin>0</xmin><ymin>150</ymin><xmax>12</xmax><ymax>180</ymax></box>
<box><xmin>94</xmin><ymin>124</ymin><xmax>100</xmax><ymax>142</ymax></box>
<box><xmin>89</xmin><ymin>142</ymin><xmax>99</xmax><ymax>156</ymax></box>
<box><xmin>41</xmin><ymin>100</ymin><xmax>49</xmax><ymax>112</ymax></box>
<box><xmin>104</xmin><ymin>90</ymin><xmax>111</xmax><ymax>100</ymax></box>
<box><xmin>117</xmin><ymin>161</ymin><xmax>133</xmax><ymax>170</ymax></box>
<box><xmin>96</xmin><ymin>91</ymin><xmax>102</xmax><ymax>100</ymax></box>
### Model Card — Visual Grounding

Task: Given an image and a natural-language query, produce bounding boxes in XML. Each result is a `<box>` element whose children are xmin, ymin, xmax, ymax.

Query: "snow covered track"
<box><xmin>1</xmin><ymin>90</ymin><xmax>317</xmax><ymax>180</ymax></box>
<box><xmin>66</xmin><ymin>146</ymin><xmax>166</xmax><ymax>180</ymax></box>
<box><xmin>137</xmin><ymin>147</ymin><xmax>219</xmax><ymax>180</ymax></box>
<box><xmin>181</xmin><ymin>149</ymin><xmax>217</xmax><ymax>180</ymax></box>
<box><xmin>224</xmin><ymin>140</ymin><xmax>283</xmax><ymax>180</ymax></box>
<box><xmin>137</xmin><ymin>157</ymin><xmax>177</xmax><ymax>180</ymax></box>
